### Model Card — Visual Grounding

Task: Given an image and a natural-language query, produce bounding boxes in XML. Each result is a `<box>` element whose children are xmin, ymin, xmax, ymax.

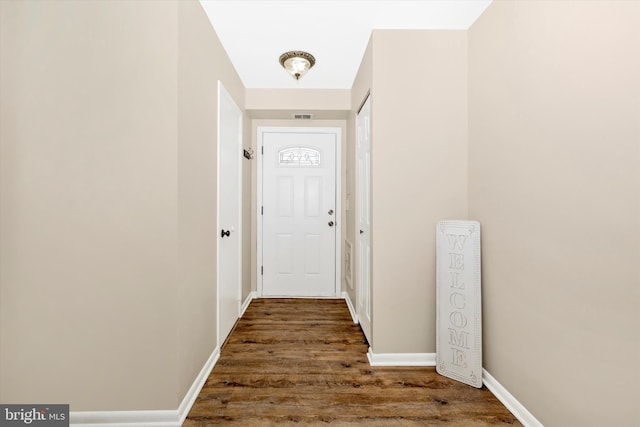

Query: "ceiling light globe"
<box><xmin>279</xmin><ymin>51</ymin><xmax>316</xmax><ymax>80</ymax></box>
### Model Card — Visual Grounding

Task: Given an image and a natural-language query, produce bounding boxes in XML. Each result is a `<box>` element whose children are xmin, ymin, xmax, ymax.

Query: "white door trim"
<box><xmin>257</xmin><ymin>126</ymin><xmax>342</xmax><ymax>298</ymax></box>
<box><xmin>216</xmin><ymin>81</ymin><xmax>242</xmax><ymax>347</ymax></box>
<box><xmin>356</xmin><ymin>94</ymin><xmax>372</xmax><ymax>344</ymax></box>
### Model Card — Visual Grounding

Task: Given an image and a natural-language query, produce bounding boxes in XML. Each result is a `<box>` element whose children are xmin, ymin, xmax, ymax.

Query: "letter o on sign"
<box><xmin>449</xmin><ymin>311</ymin><xmax>468</xmax><ymax>328</ymax></box>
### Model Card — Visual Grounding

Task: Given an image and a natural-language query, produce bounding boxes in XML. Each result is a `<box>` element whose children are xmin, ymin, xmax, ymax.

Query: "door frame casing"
<box><xmin>257</xmin><ymin>126</ymin><xmax>342</xmax><ymax>298</ymax></box>
<box><xmin>216</xmin><ymin>81</ymin><xmax>243</xmax><ymax>348</ymax></box>
<box><xmin>356</xmin><ymin>93</ymin><xmax>372</xmax><ymax>345</ymax></box>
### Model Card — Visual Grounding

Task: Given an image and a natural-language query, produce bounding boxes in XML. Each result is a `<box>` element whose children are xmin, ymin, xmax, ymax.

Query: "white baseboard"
<box><xmin>342</xmin><ymin>291</ymin><xmax>358</xmax><ymax>323</ymax></box>
<box><xmin>241</xmin><ymin>291</ymin><xmax>257</xmax><ymax>316</ymax></box>
<box><xmin>70</xmin><ymin>346</ymin><xmax>220</xmax><ymax>427</ymax></box>
<box><xmin>367</xmin><ymin>348</ymin><xmax>436</xmax><ymax>366</ymax></box>
<box><xmin>70</xmin><ymin>410</ymin><xmax>178</xmax><ymax>427</ymax></box>
<box><xmin>482</xmin><ymin>369</ymin><xmax>544</xmax><ymax>427</ymax></box>
<box><xmin>177</xmin><ymin>346</ymin><xmax>220</xmax><ymax>424</ymax></box>
<box><xmin>364</xmin><ymin>353</ymin><xmax>540</xmax><ymax>425</ymax></box>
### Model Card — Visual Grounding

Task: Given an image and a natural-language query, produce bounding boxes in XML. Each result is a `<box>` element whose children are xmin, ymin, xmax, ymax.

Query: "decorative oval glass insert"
<box><xmin>278</xmin><ymin>147</ymin><xmax>321</xmax><ymax>166</ymax></box>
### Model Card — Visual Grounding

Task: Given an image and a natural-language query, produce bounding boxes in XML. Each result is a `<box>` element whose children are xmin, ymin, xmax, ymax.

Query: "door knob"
<box><xmin>360</xmin><ymin>229</ymin><xmax>364</xmax><ymax>234</ymax></box>
<box><xmin>221</xmin><ymin>229</ymin><xmax>231</xmax><ymax>238</ymax></box>
<box><xmin>328</xmin><ymin>221</ymin><xmax>334</xmax><ymax>227</ymax></box>
<box><xmin>328</xmin><ymin>209</ymin><xmax>334</xmax><ymax>215</ymax></box>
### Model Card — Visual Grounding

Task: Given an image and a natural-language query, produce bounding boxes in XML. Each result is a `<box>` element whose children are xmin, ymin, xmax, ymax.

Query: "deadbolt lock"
<box><xmin>328</xmin><ymin>209</ymin><xmax>334</xmax><ymax>215</ymax></box>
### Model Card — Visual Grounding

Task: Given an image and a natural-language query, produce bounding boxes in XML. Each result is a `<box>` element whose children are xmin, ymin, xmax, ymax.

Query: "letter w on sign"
<box><xmin>446</xmin><ymin>234</ymin><xmax>468</xmax><ymax>251</ymax></box>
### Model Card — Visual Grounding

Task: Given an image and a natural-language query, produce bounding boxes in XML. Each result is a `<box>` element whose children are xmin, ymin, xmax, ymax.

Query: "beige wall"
<box><xmin>246</xmin><ymin>88</ymin><xmax>350</xmax><ymax>113</ymax></box>
<box><xmin>0</xmin><ymin>0</ymin><xmax>179</xmax><ymax>409</ymax></box>
<box><xmin>369</xmin><ymin>30</ymin><xmax>468</xmax><ymax>353</ymax></box>
<box><xmin>242</xmin><ymin>116</ymin><xmax>253</xmax><ymax>303</ymax></box>
<box><xmin>246</xmin><ymin>90</ymin><xmax>349</xmax><ymax>120</ymax></box>
<box><xmin>469</xmin><ymin>1</ymin><xmax>640</xmax><ymax>425</ymax></box>
<box><xmin>0</xmin><ymin>0</ymin><xmax>246</xmax><ymax>411</ymax></box>
<box><xmin>176</xmin><ymin>0</ymin><xmax>246</xmax><ymax>403</ymax></box>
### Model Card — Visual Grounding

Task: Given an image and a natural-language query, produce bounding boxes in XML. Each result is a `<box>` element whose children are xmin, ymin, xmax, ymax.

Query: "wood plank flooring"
<box><xmin>184</xmin><ymin>298</ymin><xmax>521</xmax><ymax>426</ymax></box>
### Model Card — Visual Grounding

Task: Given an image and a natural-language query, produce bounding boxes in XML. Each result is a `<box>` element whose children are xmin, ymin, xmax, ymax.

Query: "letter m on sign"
<box><xmin>448</xmin><ymin>328</ymin><xmax>469</xmax><ymax>349</ymax></box>
<box><xmin>446</xmin><ymin>234</ymin><xmax>467</xmax><ymax>251</ymax></box>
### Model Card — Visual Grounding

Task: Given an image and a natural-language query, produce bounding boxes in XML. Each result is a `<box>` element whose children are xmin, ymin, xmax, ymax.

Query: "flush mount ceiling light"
<box><xmin>279</xmin><ymin>51</ymin><xmax>316</xmax><ymax>80</ymax></box>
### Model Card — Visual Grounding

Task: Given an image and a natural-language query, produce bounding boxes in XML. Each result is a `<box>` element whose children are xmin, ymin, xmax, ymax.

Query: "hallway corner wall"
<box><xmin>0</xmin><ymin>0</ymin><xmax>249</xmax><ymax>412</ymax></box>
<box><xmin>177</xmin><ymin>0</ymin><xmax>247</xmax><ymax>405</ymax></box>
<box><xmin>0</xmin><ymin>0</ymin><xmax>180</xmax><ymax>409</ymax></box>
<box><xmin>468</xmin><ymin>1</ymin><xmax>640</xmax><ymax>425</ymax></box>
<box><xmin>242</xmin><ymin>111</ymin><xmax>253</xmax><ymax>304</ymax></box>
<box><xmin>369</xmin><ymin>30</ymin><xmax>469</xmax><ymax>354</ymax></box>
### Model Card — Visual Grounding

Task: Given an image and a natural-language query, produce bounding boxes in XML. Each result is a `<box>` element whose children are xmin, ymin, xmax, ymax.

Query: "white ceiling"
<box><xmin>199</xmin><ymin>0</ymin><xmax>492</xmax><ymax>89</ymax></box>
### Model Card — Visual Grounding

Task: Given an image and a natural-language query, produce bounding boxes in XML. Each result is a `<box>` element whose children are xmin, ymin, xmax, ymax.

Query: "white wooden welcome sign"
<box><xmin>436</xmin><ymin>220</ymin><xmax>482</xmax><ymax>388</ymax></box>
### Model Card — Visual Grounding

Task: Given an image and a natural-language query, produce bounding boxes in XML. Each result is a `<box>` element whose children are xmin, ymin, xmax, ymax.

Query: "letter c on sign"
<box><xmin>449</xmin><ymin>292</ymin><xmax>466</xmax><ymax>309</ymax></box>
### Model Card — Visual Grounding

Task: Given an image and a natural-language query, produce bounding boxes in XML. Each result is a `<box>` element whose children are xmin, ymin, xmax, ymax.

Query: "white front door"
<box><xmin>261</xmin><ymin>129</ymin><xmax>338</xmax><ymax>297</ymax></box>
<box><xmin>357</xmin><ymin>95</ymin><xmax>372</xmax><ymax>344</ymax></box>
<box><xmin>217</xmin><ymin>82</ymin><xmax>242</xmax><ymax>346</ymax></box>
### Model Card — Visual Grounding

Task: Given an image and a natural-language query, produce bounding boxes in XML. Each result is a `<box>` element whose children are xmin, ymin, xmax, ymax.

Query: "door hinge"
<box><xmin>261</xmin><ymin>266</ymin><xmax>263</xmax><ymax>275</ymax></box>
<box><xmin>261</xmin><ymin>146</ymin><xmax>264</xmax><ymax>155</ymax></box>
<box><xmin>261</xmin><ymin>206</ymin><xmax>264</xmax><ymax>215</ymax></box>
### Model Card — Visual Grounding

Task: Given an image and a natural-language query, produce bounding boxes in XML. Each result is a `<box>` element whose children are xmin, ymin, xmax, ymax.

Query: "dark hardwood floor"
<box><xmin>184</xmin><ymin>298</ymin><xmax>521</xmax><ymax>426</ymax></box>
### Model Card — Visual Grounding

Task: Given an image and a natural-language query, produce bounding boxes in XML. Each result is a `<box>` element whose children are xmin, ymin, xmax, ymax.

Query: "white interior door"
<box><xmin>262</xmin><ymin>130</ymin><xmax>337</xmax><ymax>297</ymax></box>
<box><xmin>357</xmin><ymin>95</ymin><xmax>372</xmax><ymax>344</ymax></box>
<box><xmin>217</xmin><ymin>82</ymin><xmax>242</xmax><ymax>346</ymax></box>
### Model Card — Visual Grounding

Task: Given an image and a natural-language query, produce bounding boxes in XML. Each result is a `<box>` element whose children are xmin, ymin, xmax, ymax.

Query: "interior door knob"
<box><xmin>221</xmin><ymin>229</ymin><xmax>231</xmax><ymax>238</ymax></box>
<box><xmin>328</xmin><ymin>221</ymin><xmax>334</xmax><ymax>227</ymax></box>
<box><xmin>360</xmin><ymin>229</ymin><xmax>364</xmax><ymax>234</ymax></box>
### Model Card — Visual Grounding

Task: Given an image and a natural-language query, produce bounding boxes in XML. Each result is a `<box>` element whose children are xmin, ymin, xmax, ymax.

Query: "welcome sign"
<box><xmin>436</xmin><ymin>220</ymin><xmax>482</xmax><ymax>388</ymax></box>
